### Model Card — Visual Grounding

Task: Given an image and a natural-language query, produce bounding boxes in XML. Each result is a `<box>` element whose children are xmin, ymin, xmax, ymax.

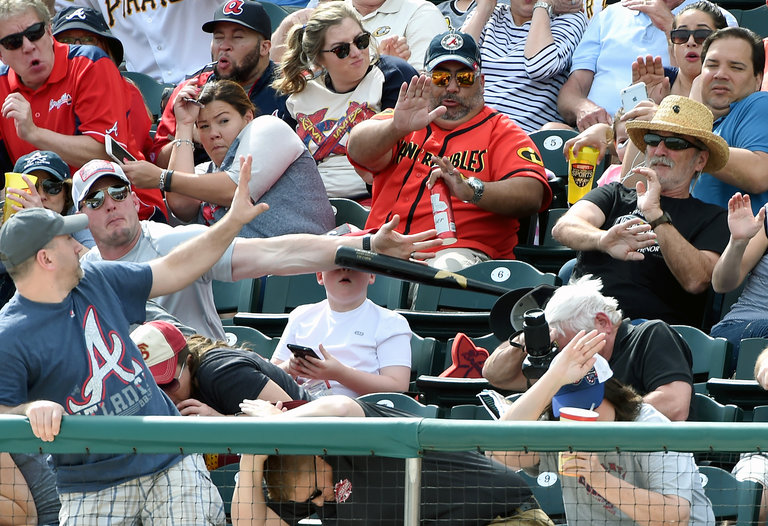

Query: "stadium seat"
<box><xmin>689</xmin><ymin>393</ymin><xmax>743</xmax><ymax>423</ymax></box>
<box><xmin>409</xmin><ymin>333</ymin><xmax>441</xmax><ymax>386</ymax></box>
<box><xmin>209</xmin><ymin>462</ymin><xmax>239</xmax><ymax>522</ymax></box>
<box><xmin>735</xmin><ymin>337</ymin><xmax>768</xmax><ymax>380</ymax></box>
<box><xmin>357</xmin><ymin>392</ymin><xmax>439</xmax><ymax>417</ymax></box>
<box><xmin>699</xmin><ymin>465</ymin><xmax>762</xmax><ymax>525</ymax></box>
<box><xmin>529</xmin><ymin>129</ymin><xmax>577</xmax><ymax>179</ymax></box>
<box><xmin>122</xmin><ymin>71</ymin><xmax>174</xmax><ymax>121</ymax></box>
<box><xmin>448</xmin><ymin>403</ymin><xmax>494</xmax><ymax>420</ymax></box>
<box><xmin>260</xmin><ymin>272</ymin><xmax>407</xmax><ymax>313</ymax></box>
<box><xmin>738</xmin><ymin>4</ymin><xmax>768</xmax><ymax>37</ymax></box>
<box><xmin>329</xmin><ymin>198</ymin><xmax>369</xmax><ymax>229</ymax></box>
<box><xmin>212</xmin><ymin>278</ymin><xmax>261</xmax><ymax>316</ymax></box>
<box><xmin>672</xmin><ymin>325</ymin><xmax>731</xmax><ymax>393</ymax></box>
<box><xmin>514</xmin><ymin>208</ymin><xmax>578</xmax><ymax>274</ymax></box>
<box><xmin>411</xmin><ymin>260</ymin><xmax>558</xmax><ymax>312</ymax></box>
<box><xmin>223</xmin><ymin>326</ymin><xmax>277</xmax><ymax>359</ymax></box>
<box><xmin>517</xmin><ymin>470</ymin><xmax>566</xmax><ymax>522</ymax></box>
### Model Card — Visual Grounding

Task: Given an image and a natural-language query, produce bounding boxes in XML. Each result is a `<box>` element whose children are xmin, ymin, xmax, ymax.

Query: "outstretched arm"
<box><xmin>149</xmin><ymin>155</ymin><xmax>269</xmax><ymax>298</ymax></box>
<box><xmin>346</xmin><ymin>75</ymin><xmax>447</xmax><ymax>173</ymax></box>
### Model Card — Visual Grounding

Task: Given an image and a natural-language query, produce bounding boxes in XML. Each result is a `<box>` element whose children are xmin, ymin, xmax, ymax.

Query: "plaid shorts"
<box><xmin>59</xmin><ymin>454</ymin><xmax>225</xmax><ymax>525</ymax></box>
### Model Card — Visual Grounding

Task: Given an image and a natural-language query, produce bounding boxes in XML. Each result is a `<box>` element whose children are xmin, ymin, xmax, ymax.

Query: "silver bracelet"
<box><xmin>158</xmin><ymin>169</ymin><xmax>166</xmax><ymax>190</ymax></box>
<box><xmin>172</xmin><ymin>138</ymin><xmax>195</xmax><ymax>148</ymax></box>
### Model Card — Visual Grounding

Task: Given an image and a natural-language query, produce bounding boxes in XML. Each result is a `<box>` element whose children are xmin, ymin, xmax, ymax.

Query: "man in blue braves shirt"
<box><xmin>0</xmin><ymin>157</ymin><xmax>267</xmax><ymax>524</ymax></box>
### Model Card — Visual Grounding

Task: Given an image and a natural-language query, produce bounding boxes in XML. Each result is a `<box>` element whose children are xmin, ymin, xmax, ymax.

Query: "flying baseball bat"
<box><xmin>334</xmin><ymin>246</ymin><xmax>511</xmax><ymax>296</ymax></box>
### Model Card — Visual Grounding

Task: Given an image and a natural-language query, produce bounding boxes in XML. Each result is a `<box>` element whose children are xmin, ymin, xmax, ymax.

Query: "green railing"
<box><xmin>2</xmin><ymin>415</ymin><xmax>767</xmax><ymax>455</ymax></box>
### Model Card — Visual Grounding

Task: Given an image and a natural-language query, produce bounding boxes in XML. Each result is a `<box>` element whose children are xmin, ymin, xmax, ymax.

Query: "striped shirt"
<box><xmin>476</xmin><ymin>7</ymin><xmax>586</xmax><ymax>132</ymax></box>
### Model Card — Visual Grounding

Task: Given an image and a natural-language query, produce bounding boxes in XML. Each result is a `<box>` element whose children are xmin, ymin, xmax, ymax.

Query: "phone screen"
<box><xmin>287</xmin><ymin>344</ymin><xmax>319</xmax><ymax>360</ymax></box>
<box><xmin>106</xmin><ymin>136</ymin><xmax>137</xmax><ymax>164</ymax></box>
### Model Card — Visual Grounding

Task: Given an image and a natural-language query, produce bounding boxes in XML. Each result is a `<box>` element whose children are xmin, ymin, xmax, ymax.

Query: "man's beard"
<box><xmin>431</xmin><ymin>89</ymin><xmax>484</xmax><ymax>122</ymax></box>
<box><xmin>215</xmin><ymin>49</ymin><xmax>261</xmax><ymax>84</ymax></box>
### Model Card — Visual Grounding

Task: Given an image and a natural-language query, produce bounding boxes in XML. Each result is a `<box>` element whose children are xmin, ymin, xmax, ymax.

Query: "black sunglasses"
<box><xmin>39</xmin><ymin>179</ymin><xmax>64</xmax><ymax>196</ymax></box>
<box><xmin>82</xmin><ymin>184</ymin><xmax>130</xmax><ymax>210</ymax></box>
<box><xmin>0</xmin><ymin>22</ymin><xmax>46</xmax><ymax>51</ymax></box>
<box><xmin>321</xmin><ymin>32</ymin><xmax>370</xmax><ymax>59</ymax></box>
<box><xmin>644</xmin><ymin>133</ymin><xmax>702</xmax><ymax>151</ymax></box>
<box><xmin>670</xmin><ymin>28</ymin><xmax>713</xmax><ymax>45</ymax></box>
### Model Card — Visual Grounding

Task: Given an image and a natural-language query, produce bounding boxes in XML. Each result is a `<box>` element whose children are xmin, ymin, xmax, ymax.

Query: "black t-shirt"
<box><xmin>270</xmin><ymin>401</ymin><xmax>533</xmax><ymax>526</ymax></box>
<box><xmin>573</xmin><ymin>183</ymin><xmax>728</xmax><ymax>326</ymax></box>
<box><xmin>610</xmin><ymin>319</ymin><xmax>694</xmax><ymax>410</ymax></box>
<box><xmin>195</xmin><ymin>348</ymin><xmax>310</xmax><ymax>415</ymax></box>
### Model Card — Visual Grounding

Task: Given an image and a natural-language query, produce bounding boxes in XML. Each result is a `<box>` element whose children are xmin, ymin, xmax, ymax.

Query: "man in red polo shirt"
<box><xmin>0</xmin><ymin>0</ymin><xmax>166</xmax><ymax>221</ymax></box>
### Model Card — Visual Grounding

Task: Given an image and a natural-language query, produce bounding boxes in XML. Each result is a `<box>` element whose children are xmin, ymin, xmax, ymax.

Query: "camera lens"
<box><xmin>523</xmin><ymin>309</ymin><xmax>551</xmax><ymax>357</ymax></box>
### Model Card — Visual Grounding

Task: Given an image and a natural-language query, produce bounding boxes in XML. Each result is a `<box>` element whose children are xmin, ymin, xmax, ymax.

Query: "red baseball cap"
<box><xmin>130</xmin><ymin>321</ymin><xmax>187</xmax><ymax>385</ymax></box>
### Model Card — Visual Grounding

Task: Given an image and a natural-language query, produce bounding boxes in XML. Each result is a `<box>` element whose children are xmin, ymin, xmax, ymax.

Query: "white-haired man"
<box><xmin>483</xmin><ymin>276</ymin><xmax>694</xmax><ymax>421</ymax></box>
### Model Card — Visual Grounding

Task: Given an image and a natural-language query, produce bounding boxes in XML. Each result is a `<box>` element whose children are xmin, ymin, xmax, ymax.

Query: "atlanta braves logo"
<box><xmin>65</xmin><ymin>7</ymin><xmax>87</xmax><ymax>20</ymax></box>
<box><xmin>296</xmin><ymin>102</ymin><xmax>374</xmax><ymax>161</ymax></box>
<box><xmin>440</xmin><ymin>33</ymin><xmax>463</xmax><ymax>50</ymax></box>
<box><xmin>334</xmin><ymin>479</ymin><xmax>352</xmax><ymax>503</ymax></box>
<box><xmin>66</xmin><ymin>306</ymin><xmax>144</xmax><ymax>415</ymax></box>
<box><xmin>223</xmin><ymin>0</ymin><xmax>244</xmax><ymax>15</ymax></box>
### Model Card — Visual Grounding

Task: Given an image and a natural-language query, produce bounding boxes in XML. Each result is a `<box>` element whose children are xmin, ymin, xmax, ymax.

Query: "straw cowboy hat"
<box><xmin>625</xmin><ymin>95</ymin><xmax>729</xmax><ymax>172</ymax></box>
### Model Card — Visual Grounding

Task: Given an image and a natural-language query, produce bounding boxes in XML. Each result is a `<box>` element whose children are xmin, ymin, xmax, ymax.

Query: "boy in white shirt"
<box><xmin>271</xmin><ymin>267</ymin><xmax>412</xmax><ymax>398</ymax></box>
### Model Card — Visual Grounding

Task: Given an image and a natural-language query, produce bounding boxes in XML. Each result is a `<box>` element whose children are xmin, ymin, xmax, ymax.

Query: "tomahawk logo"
<box><xmin>223</xmin><ymin>0</ymin><xmax>244</xmax><ymax>15</ymax></box>
<box><xmin>65</xmin><ymin>8</ymin><xmax>87</xmax><ymax>21</ymax></box>
<box><xmin>66</xmin><ymin>306</ymin><xmax>143</xmax><ymax>415</ymax></box>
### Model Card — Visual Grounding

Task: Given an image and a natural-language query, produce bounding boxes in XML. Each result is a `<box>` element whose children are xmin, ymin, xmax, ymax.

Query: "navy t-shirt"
<box><xmin>0</xmin><ymin>260</ymin><xmax>181</xmax><ymax>492</ymax></box>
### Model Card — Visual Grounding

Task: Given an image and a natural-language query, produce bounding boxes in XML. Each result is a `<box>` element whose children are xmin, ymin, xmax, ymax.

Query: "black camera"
<box><xmin>520</xmin><ymin>309</ymin><xmax>559</xmax><ymax>380</ymax></box>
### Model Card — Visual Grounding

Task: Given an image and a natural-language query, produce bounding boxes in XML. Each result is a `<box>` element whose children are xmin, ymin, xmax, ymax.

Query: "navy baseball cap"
<box><xmin>0</xmin><ymin>208</ymin><xmax>88</xmax><ymax>267</ymax></box>
<box><xmin>551</xmin><ymin>354</ymin><xmax>613</xmax><ymax>418</ymax></box>
<box><xmin>13</xmin><ymin>151</ymin><xmax>70</xmax><ymax>182</ymax></box>
<box><xmin>202</xmin><ymin>0</ymin><xmax>272</xmax><ymax>40</ymax></box>
<box><xmin>52</xmin><ymin>7</ymin><xmax>124</xmax><ymax>65</ymax></box>
<box><xmin>424</xmin><ymin>31</ymin><xmax>481</xmax><ymax>72</ymax></box>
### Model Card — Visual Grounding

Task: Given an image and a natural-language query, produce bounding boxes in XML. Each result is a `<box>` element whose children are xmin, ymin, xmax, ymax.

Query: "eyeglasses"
<box><xmin>56</xmin><ymin>35</ymin><xmax>99</xmax><ymax>46</ymax></box>
<box><xmin>670</xmin><ymin>28</ymin><xmax>713</xmax><ymax>45</ymax></box>
<box><xmin>643</xmin><ymin>133</ymin><xmax>702</xmax><ymax>151</ymax></box>
<box><xmin>321</xmin><ymin>32</ymin><xmax>370</xmax><ymax>59</ymax></box>
<box><xmin>38</xmin><ymin>179</ymin><xmax>64</xmax><ymax>196</ymax></box>
<box><xmin>430</xmin><ymin>70</ymin><xmax>476</xmax><ymax>87</ymax></box>
<box><xmin>82</xmin><ymin>184</ymin><xmax>130</xmax><ymax>210</ymax></box>
<box><xmin>0</xmin><ymin>22</ymin><xmax>46</xmax><ymax>51</ymax></box>
<box><xmin>159</xmin><ymin>359</ymin><xmax>186</xmax><ymax>394</ymax></box>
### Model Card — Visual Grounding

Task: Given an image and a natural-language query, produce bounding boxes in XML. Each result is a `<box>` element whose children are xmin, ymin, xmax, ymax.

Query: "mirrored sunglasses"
<box><xmin>643</xmin><ymin>133</ymin><xmax>701</xmax><ymax>151</ymax></box>
<box><xmin>670</xmin><ymin>28</ymin><xmax>713</xmax><ymax>45</ymax></box>
<box><xmin>82</xmin><ymin>184</ymin><xmax>129</xmax><ymax>210</ymax></box>
<box><xmin>38</xmin><ymin>179</ymin><xmax>64</xmax><ymax>196</ymax></box>
<box><xmin>0</xmin><ymin>22</ymin><xmax>46</xmax><ymax>50</ymax></box>
<box><xmin>431</xmin><ymin>70</ymin><xmax>476</xmax><ymax>87</ymax></box>
<box><xmin>321</xmin><ymin>32</ymin><xmax>370</xmax><ymax>59</ymax></box>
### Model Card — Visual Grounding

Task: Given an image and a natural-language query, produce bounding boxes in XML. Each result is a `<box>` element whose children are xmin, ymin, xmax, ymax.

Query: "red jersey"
<box><xmin>0</xmin><ymin>41</ymin><xmax>166</xmax><ymax>221</ymax></box>
<box><xmin>356</xmin><ymin>106</ymin><xmax>552</xmax><ymax>259</ymax></box>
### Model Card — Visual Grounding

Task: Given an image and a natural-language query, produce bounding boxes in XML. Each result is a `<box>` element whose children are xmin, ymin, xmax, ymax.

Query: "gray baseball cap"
<box><xmin>0</xmin><ymin>208</ymin><xmax>88</xmax><ymax>267</ymax></box>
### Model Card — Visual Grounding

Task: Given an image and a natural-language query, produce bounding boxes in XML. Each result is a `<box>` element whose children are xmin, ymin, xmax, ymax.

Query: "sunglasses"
<box><xmin>430</xmin><ymin>70</ymin><xmax>476</xmax><ymax>87</ymax></box>
<box><xmin>159</xmin><ymin>360</ymin><xmax>186</xmax><ymax>394</ymax></box>
<box><xmin>321</xmin><ymin>32</ymin><xmax>370</xmax><ymax>59</ymax></box>
<box><xmin>0</xmin><ymin>22</ymin><xmax>46</xmax><ymax>51</ymax></box>
<box><xmin>82</xmin><ymin>184</ymin><xmax>130</xmax><ymax>210</ymax></box>
<box><xmin>56</xmin><ymin>35</ymin><xmax>99</xmax><ymax>46</ymax></box>
<box><xmin>38</xmin><ymin>179</ymin><xmax>64</xmax><ymax>196</ymax></box>
<box><xmin>644</xmin><ymin>133</ymin><xmax>702</xmax><ymax>151</ymax></box>
<box><xmin>669</xmin><ymin>28</ymin><xmax>713</xmax><ymax>45</ymax></box>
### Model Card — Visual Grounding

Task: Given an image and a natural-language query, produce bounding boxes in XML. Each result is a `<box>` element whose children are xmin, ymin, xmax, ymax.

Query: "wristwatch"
<box><xmin>466</xmin><ymin>177</ymin><xmax>485</xmax><ymax>205</ymax></box>
<box><xmin>648</xmin><ymin>211</ymin><xmax>672</xmax><ymax>229</ymax></box>
<box><xmin>533</xmin><ymin>0</ymin><xmax>553</xmax><ymax>17</ymax></box>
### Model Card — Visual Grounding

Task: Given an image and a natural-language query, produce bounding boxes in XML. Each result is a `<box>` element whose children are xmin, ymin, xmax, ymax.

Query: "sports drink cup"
<box><xmin>567</xmin><ymin>146</ymin><xmax>599</xmax><ymax>205</ymax></box>
<box><xmin>3</xmin><ymin>172</ymin><xmax>37</xmax><ymax>223</ymax></box>
<box><xmin>429</xmin><ymin>178</ymin><xmax>457</xmax><ymax>245</ymax></box>
<box><xmin>559</xmin><ymin>407</ymin><xmax>599</xmax><ymax>422</ymax></box>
